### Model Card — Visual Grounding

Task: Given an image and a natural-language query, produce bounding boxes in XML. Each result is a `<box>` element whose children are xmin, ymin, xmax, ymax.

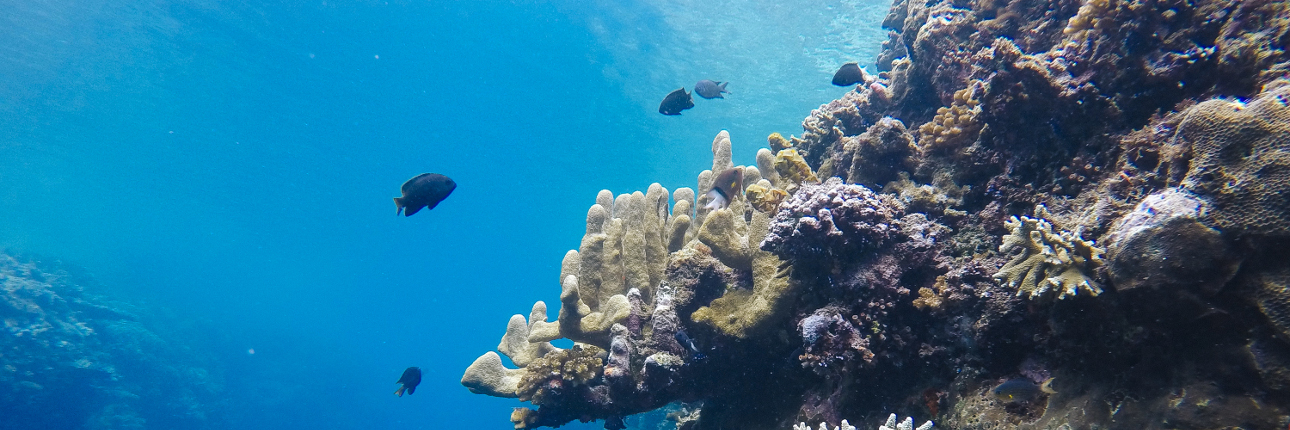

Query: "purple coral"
<box><xmin>761</xmin><ymin>177</ymin><xmax>905</xmax><ymax>261</ymax></box>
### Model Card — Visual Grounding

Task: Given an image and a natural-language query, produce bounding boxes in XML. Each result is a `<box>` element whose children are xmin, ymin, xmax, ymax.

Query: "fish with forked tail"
<box><xmin>394</xmin><ymin>173</ymin><xmax>456</xmax><ymax>217</ymax></box>
<box><xmin>395</xmin><ymin>366</ymin><xmax>422</xmax><ymax>397</ymax></box>
<box><xmin>694</xmin><ymin>80</ymin><xmax>730</xmax><ymax>99</ymax></box>
<box><xmin>831</xmin><ymin>62</ymin><xmax>870</xmax><ymax>86</ymax></box>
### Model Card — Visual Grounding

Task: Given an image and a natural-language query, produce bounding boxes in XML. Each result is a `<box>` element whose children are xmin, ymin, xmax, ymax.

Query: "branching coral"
<box><xmin>992</xmin><ymin>206</ymin><xmax>1105</xmax><ymax>301</ymax></box>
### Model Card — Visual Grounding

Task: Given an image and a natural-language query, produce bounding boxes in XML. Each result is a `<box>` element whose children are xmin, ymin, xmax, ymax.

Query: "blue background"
<box><xmin>0</xmin><ymin>0</ymin><xmax>886</xmax><ymax>427</ymax></box>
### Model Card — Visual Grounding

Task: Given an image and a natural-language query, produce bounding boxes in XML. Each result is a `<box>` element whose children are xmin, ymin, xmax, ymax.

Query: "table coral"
<box><xmin>993</xmin><ymin>207</ymin><xmax>1105</xmax><ymax>301</ymax></box>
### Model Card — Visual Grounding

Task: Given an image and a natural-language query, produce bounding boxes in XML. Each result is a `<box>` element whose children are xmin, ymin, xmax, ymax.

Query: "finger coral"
<box><xmin>992</xmin><ymin>206</ymin><xmax>1105</xmax><ymax>301</ymax></box>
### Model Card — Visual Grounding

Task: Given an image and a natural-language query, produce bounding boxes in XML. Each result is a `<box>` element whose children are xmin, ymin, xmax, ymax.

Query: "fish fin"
<box><xmin>407</xmin><ymin>385</ymin><xmax>416</xmax><ymax>395</ymax></box>
<box><xmin>703</xmin><ymin>189</ymin><xmax>729</xmax><ymax>210</ymax></box>
<box><xmin>395</xmin><ymin>386</ymin><xmax>406</xmax><ymax>397</ymax></box>
<box><xmin>719</xmin><ymin>82</ymin><xmax>730</xmax><ymax>94</ymax></box>
<box><xmin>394</xmin><ymin>197</ymin><xmax>404</xmax><ymax>216</ymax></box>
<box><xmin>1040</xmin><ymin>377</ymin><xmax>1057</xmax><ymax>394</ymax></box>
<box><xmin>404</xmin><ymin>205</ymin><xmax>424</xmax><ymax>217</ymax></box>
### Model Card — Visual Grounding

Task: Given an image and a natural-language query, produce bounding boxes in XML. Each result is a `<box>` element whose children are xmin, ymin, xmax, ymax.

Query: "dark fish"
<box><xmin>992</xmin><ymin>377</ymin><xmax>1056</xmax><ymax>403</ymax></box>
<box><xmin>704</xmin><ymin>168</ymin><xmax>744</xmax><ymax>210</ymax></box>
<box><xmin>395</xmin><ymin>366</ymin><xmax>422</xmax><ymax>397</ymax></box>
<box><xmin>604</xmin><ymin>416</ymin><xmax>626</xmax><ymax>430</ymax></box>
<box><xmin>832</xmin><ymin>62</ymin><xmax>869</xmax><ymax>86</ymax></box>
<box><xmin>659</xmin><ymin>88</ymin><xmax>695</xmax><ymax>115</ymax></box>
<box><xmin>694</xmin><ymin>80</ymin><xmax>730</xmax><ymax>99</ymax></box>
<box><xmin>674</xmin><ymin>330</ymin><xmax>706</xmax><ymax>360</ymax></box>
<box><xmin>394</xmin><ymin>173</ymin><xmax>456</xmax><ymax>217</ymax></box>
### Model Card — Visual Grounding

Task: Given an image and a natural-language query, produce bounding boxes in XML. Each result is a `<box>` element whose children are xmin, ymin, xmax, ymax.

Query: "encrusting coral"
<box><xmin>1178</xmin><ymin>82</ymin><xmax>1290</xmax><ymax>237</ymax></box>
<box><xmin>992</xmin><ymin>206</ymin><xmax>1105</xmax><ymax>301</ymax></box>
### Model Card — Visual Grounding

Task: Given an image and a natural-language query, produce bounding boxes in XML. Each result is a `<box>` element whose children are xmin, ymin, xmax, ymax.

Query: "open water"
<box><xmin>0</xmin><ymin>0</ymin><xmax>889</xmax><ymax>428</ymax></box>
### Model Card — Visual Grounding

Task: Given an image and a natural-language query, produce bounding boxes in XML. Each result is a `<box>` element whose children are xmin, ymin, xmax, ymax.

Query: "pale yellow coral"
<box><xmin>745</xmin><ymin>180</ymin><xmax>788</xmax><ymax>213</ymax></box>
<box><xmin>461</xmin><ymin>351</ymin><xmax>524</xmax><ymax>398</ymax></box>
<box><xmin>774</xmin><ymin>148</ymin><xmax>819</xmax><ymax>187</ymax></box>
<box><xmin>917</xmin><ymin>82</ymin><xmax>983</xmax><ymax>153</ymax></box>
<box><xmin>498</xmin><ymin>302</ymin><xmax>561</xmax><ymax>367</ymax></box>
<box><xmin>993</xmin><ymin>207</ymin><xmax>1105</xmax><ymax>301</ymax></box>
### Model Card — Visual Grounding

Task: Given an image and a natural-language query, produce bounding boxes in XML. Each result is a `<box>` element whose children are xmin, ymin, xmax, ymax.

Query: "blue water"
<box><xmin>0</xmin><ymin>1</ymin><xmax>887</xmax><ymax>428</ymax></box>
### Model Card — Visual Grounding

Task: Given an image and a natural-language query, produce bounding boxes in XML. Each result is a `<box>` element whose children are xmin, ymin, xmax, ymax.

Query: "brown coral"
<box><xmin>1179</xmin><ymin>83</ymin><xmax>1290</xmax><ymax>237</ymax></box>
<box><xmin>515</xmin><ymin>345</ymin><xmax>604</xmax><ymax>405</ymax></box>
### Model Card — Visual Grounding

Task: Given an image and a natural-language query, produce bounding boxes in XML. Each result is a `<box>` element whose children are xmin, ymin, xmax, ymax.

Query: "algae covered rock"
<box><xmin>1105</xmin><ymin>188</ymin><xmax>1240</xmax><ymax>295</ymax></box>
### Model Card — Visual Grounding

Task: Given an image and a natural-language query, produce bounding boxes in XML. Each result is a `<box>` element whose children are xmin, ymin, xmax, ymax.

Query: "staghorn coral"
<box><xmin>993</xmin><ymin>206</ymin><xmax>1105</xmax><ymax>301</ymax></box>
<box><xmin>879</xmin><ymin>414</ymin><xmax>934</xmax><ymax>430</ymax></box>
<box><xmin>1178</xmin><ymin>83</ymin><xmax>1290</xmax><ymax>237</ymax></box>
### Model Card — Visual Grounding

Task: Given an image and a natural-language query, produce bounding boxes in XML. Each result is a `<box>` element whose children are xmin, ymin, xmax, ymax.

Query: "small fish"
<box><xmin>394</xmin><ymin>366</ymin><xmax>422</xmax><ymax>397</ymax></box>
<box><xmin>694</xmin><ymin>80</ymin><xmax>730</xmax><ymax>99</ymax></box>
<box><xmin>659</xmin><ymin>88</ymin><xmax>695</xmax><ymax>115</ymax></box>
<box><xmin>674</xmin><ymin>330</ymin><xmax>706</xmax><ymax>360</ymax></box>
<box><xmin>992</xmin><ymin>377</ymin><xmax>1056</xmax><ymax>403</ymax></box>
<box><xmin>394</xmin><ymin>173</ymin><xmax>456</xmax><ymax>217</ymax></box>
<box><xmin>604</xmin><ymin>416</ymin><xmax>626</xmax><ymax>430</ymax></box>
<box><xmin>703</xmin><ymin>168</ymin><xmax>744</xmax><ymax>210</ymax></box>
<box><xmin>831</xmin><ymin>62</ymin><xmax>869</xmax><ymax>86</ymax></box>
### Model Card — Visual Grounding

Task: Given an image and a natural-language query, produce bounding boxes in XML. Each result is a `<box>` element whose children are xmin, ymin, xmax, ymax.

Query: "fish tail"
<box><xmin>393</xmin><ymin>197</ymin><xmax>404</xmax><ymax>216</ymax></box>
<box><xmin>395</xmin><ymin>386</ymin><xmax>406</xmax><ymax>397</ymax></box>
<box><xmin>1040</xmin><ymin>377</ymin><xmax>1057</xmax><ymax>394</ymax></box>
<box><xmin>720</xmin><ymin>82</ymin><xmax>730</xmax><ymax>94</ymax></box>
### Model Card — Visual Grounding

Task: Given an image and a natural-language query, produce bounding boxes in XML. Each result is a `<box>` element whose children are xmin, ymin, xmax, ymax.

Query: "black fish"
<box><xmin>604</xmin><ymin>416</ymin><xmax>626</xmax><ymax>430</ymax></box>
<box><xmin>992</xmin><ymin>377</ymin><xmax>1056</xmax><ymax>403</ymax></box>
<box><xmin>659</xmin><ymin>88</ymin><xmax>695</xmax><ymax>115</ymax></box>
<box><xmin>694</xmin><ymin>80</ymin><xmax>730</xmax><ymax>99</ymax></box>
<box><xmin>394</xmin><ymin>173</ymin><xmax>456</xmax><ymax>217</ymax></box>
<box><xmin>674</xmin><ymin>330</ymin><xmax>706</xmax><ymax>360</ymax></box>
<box><xmin>395</xmin><ymin>366</ymin><xmax>422</xmax><ymax>397</ymax></box>
<box><xmin>831</xmin><ymin>62</ymin><xmax>868</xmax><ymax>86</ymax></box>
<box><xmin>703</xmin><ymin>168</ymin><xmax>744</xmax><ymax>210</ymax></box>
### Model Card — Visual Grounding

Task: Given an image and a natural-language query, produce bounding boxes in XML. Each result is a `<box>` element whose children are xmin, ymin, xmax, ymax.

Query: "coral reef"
<box><xmin>461</xmin><ymin>0</ymin><xmax>1290</xmax><ymax>426</ymax></box>
<box><xmin>0</xmin><ymin>253</ymin><xmax>224</xmax><ymax>429</ymax></box>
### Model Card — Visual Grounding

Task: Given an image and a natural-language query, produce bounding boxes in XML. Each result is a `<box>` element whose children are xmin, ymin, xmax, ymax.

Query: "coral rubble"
<box><xmin>461</xmin><ymin>0</ymin><xmax>1290</xmax><ymax>427</ymax></box>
